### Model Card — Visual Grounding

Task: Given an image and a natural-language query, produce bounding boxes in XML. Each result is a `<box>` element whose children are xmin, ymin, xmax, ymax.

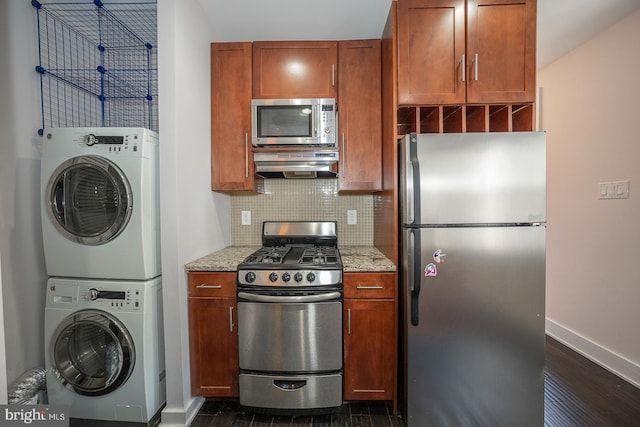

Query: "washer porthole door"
<box><xmin>46</xmin><ymin>155</ymin><xmax>132</xmax><ymax>245</ymax></box>
<box><xmin>51</xmin><ymin>309</ymin><xmax>135</xmax><ymax>396</ymax></box>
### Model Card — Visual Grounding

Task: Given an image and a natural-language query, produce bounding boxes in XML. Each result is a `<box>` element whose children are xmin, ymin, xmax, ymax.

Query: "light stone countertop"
<box><xmin>340</xmin><ymin>246</ymin><xmax>396</xmax><ymax>272</ymax></box>
<box><xmin>185</xmin><ymin>245</ymin><xmax>395</xmax><ymax>272</ymax></box>
<box><xmin>185</xmin><ymin>246</ymin><xmax>260</xmax><ymax>272</ymax></box>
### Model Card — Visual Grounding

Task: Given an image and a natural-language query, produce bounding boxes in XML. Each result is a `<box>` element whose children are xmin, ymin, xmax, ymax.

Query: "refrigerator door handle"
<box><xmin>407</xmin><ymin>133</ymin><xmax>421</xmax><ymax>225</ymax></box>
<box><xmin>410</xmin><ymin>228</ymin><xmax>421</xmax><ymax>326</ymax></box>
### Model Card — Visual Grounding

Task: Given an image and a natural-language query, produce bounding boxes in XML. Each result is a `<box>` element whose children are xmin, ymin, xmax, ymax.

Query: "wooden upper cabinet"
<box><xmin>397</xmin><ymin>0</ymin><xmax>536</xmax><ymax>105</ymax></box>
<box><xmin>466</xmin><ymin>0</ymin><xmax>537</xmax><ymax>103</ymax></box>
<box><xmin>211</xmin><ymin>42</ymin><xmax>260</xmax><ymax>193</ymax></box>
<box><xmin>338</xmin><ymin>40</ymin><xmax>382</xmax><ymax>192</ymax></box>
<box><xmin>398</xmin><ymin>0</ymin><xmax>466</xmax><ymax>105</ymax></box>
<box><xmin>252</xmin><ymin>41</ymin><xmax>338</xmax><ymax>99</ymax></box>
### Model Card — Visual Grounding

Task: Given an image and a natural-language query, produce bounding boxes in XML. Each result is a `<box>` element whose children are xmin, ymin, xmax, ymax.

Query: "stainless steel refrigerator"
<box><xmin>399</xmin><ymin>132</ymin><xmax>546</xmax><ymax>426</ymax></box>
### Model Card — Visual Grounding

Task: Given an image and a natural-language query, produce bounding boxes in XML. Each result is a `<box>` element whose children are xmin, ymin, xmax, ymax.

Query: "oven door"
<box><xmin>237</xmin><ymin>291</ymin><xmax>342</xmax><ymax>372</ymax></box>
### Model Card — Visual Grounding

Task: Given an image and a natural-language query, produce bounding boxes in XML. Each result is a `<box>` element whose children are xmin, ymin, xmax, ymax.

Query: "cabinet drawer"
<box><xmin>188</xmin><ymin>272</ymin><xmax>236</xmax><ymax>297</ymax></box>
<box><xmin>343</xmin><ymin>273</ymin><xmax>396</xmax><ymax>299</ymax></box>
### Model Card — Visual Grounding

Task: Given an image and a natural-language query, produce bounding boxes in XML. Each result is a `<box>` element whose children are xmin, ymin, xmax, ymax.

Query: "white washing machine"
<box><xmin>40</xmin><ymin>127</ymin><xmax>160</xmax><ymax>280</ymax></box>
<box><xmin>44</xmin><ymin>276</ymin><xmax>166</xmax><ymax>423</ymax></box>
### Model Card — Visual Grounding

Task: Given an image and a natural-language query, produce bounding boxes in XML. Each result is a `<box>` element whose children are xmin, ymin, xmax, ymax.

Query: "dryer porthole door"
<box><xmin>50</xmin><ymin>309</ymin><xmax>135</xmax><ymax>396</ymax></box>
<box><xmin>46</xmin><ymin>155</ymin><xmax>133</xmax><ymax>245</ymax></box>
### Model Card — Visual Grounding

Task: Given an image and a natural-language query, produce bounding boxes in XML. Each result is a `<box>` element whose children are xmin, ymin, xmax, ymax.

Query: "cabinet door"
<box><xmin>343</xmin><ymin>299</ymin><xmax>395</xmax><ymax>401</ymax></box>
<box><xmin>252</xmin><ymin>41</ymin><xmax>337</xmax><ymax>99</ymax></box>
<box><xmin>210</xmin><ymin>42</ymin><xmax>257</xmax><ymax>193</ymax></box>
<box><xmin>338</xmin><ymin>40</ymin><xmax>382</xmax><ymax>192</ymax></box>
<box><xmin>466</xmin><ymin>0</ymin><xmax>537</xmax><ymax>103</ymax></box>
<box><xmin>398</xmin><ymin>0</ymin><xmax>466</xmax><ymax>105</ymax></box>
<box><xmin>189</xmin><ymin>297</ymin><xmax>239</xmax><ymax>397</ymax></box>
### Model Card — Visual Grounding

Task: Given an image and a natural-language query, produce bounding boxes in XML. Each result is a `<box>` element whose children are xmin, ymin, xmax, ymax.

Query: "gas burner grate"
<box><xmin>244</xmin><ymin>246</ymin><xmax>291</xmax><ymax>264</ymax></box>
<box><xmin>299</xmin><ymin>247</ymin><xmax>339</xmax><ymax>265</ymax></box>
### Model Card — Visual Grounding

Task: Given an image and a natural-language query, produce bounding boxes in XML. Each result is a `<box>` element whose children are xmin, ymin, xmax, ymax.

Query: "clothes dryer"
<box><xmin>44</xmin><ymin>276</ymin><xmax>165</xmax><ymax>423</ymax></box>
<box><xmin>40</xmin><ymin>127</ymin><xmax>160</xmax><ymax>280</ymax></box>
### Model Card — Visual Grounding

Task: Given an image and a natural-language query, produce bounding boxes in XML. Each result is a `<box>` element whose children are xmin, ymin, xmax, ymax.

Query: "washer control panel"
<box><xmin>79</xmin><ymin>287</ymin><xmax>143</xmax><ymax>311</ymax></box>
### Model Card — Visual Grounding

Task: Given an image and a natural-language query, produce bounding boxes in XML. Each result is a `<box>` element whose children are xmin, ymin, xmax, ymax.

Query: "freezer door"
<box><xmin>400</xmin><ymin>132</ymin><xmax>546</xmax><ymax>225</ymax></box>
<box><xmin>403</xmin><ymin>226</ymin><xmax>545</xmax><ymax>426</ymax></box>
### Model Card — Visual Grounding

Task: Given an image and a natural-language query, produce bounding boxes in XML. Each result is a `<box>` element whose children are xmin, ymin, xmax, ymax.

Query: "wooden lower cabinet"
<box><xmin>343</xmin><ymin>273</ymin><xmax>397</xmax><ymax>404</ymax></box>
<box><xmin>188</xmin><ymin>272</ymin><xmax>239</xmax><ymax>397</ymax></box>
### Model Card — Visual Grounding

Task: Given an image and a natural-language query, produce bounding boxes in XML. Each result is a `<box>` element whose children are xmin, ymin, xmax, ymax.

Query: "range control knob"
<box><xmin>282</xmin><ymin>272</ymin><xmax>291</xmax><ymax>282</ymax></box>
<box><xmin>244</xmin><ymin>272</ymin><xmax>256</xmax><ymax>283</ymax></box>
<box><xmin>89</xmin><ymin>288</ymin><xmax>99</xmax><ymax>300</ymax></box>
<box><xmin>269</xmin><ymin>272</ymin><xmax>278</xmax><ymax>283</ymax></box>
<box><xmin>306</xmin><ymin>272</ymin><xmax>316</xmax><ymax>283</ymax></box>
<box><xmin>294</xmin><ymin>272</ymin><xmax>303</xmax><ymax>282</ymax></box>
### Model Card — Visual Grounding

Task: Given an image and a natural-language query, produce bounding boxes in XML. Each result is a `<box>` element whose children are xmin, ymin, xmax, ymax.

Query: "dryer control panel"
<box><xmin>81</xmin><ymin>287</ymin><xmax>143</xmax><ymax>311</ymax></box>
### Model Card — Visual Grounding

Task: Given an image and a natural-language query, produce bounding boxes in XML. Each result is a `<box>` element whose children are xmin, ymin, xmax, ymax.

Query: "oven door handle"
<box><xmin>237</xmin><ymin>291</ymin><xmax>341</xmax><ymax>303</ymax></box>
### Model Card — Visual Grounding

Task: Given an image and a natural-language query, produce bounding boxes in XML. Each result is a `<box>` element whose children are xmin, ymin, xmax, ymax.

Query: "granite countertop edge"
<box><xmin>185</xmin><ymin>245</ymin><xmax>396</xmax><ymax>273</ymax></box>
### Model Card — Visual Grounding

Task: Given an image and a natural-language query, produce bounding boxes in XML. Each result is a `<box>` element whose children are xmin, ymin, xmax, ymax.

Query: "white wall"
<box><xmin>0</xmin><ymin>0</ymin><xmax>231</xmax><ymax>419</ymax></box>
<box><xmin>540</xmin><ymin>9</ymin><xmax>640</xmax><ymax>387</ymax></box>
<box><xmin>0</xmin><ymin>0</ymin><xmax>49</xmax><ymax>392</ymax></box>
<box><xmin>157</xmin><ymin>0</ymin><xmax>231</xmax><ymax>425</ymax></box>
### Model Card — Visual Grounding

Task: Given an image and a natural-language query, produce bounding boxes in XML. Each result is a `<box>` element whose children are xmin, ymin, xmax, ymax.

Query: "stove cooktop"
<box><xmin>237</xmin><ymin>221</ymin><xmax>342</xmax><ymax>287</ymax></box>
<box><xmin>240</xmin><ymin>246</ymin><xmax>341</xmax><ymax>268</ymax></box>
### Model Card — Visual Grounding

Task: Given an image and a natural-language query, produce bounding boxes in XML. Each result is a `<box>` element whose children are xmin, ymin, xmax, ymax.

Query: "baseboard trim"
<box><xmin>546</xmin><ymin>318</ymin><xmax>640</xmax><ymax>389</ymax></box>
<box><xmin>159</xmin><ymin>396</ymin><xmax>204</xmax><ymax>426</ymax></box>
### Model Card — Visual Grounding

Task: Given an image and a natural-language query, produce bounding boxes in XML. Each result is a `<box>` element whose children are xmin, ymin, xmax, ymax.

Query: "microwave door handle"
<box><xmin>312</xmin><ymin>104</ymin><xmax>318</xmax><ymax>137</ymax></box>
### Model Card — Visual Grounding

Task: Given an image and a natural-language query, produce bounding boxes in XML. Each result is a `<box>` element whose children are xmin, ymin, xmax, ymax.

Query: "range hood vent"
<box><xmin>254</xmin><ymin>150</ymin><xmax>339</xmax><ymax>179</ymax></box>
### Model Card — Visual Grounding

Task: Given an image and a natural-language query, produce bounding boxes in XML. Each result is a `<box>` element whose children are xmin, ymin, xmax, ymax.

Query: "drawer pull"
<box><xmin>356</xmin><ymin>285</ymin><xmax>384</xmax><ymax>289</ymax></box>
<box><xmin>196</xmin><ymin>284</ymin><xmax>222</xmax><ymax>289</ymax></box>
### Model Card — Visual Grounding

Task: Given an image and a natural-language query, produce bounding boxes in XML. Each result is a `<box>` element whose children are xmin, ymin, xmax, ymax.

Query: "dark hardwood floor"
<box><xmin>192</xmin><ymin>336</ymin><xmax>640</xmax><ymax>426</ymax></box>
<box><xmin>544</xmin><ymin>336</ymin><xmax>640</xmax><ymax>426</ymax></box>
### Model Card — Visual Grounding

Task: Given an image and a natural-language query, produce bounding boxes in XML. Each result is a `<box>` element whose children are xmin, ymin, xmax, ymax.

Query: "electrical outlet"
<box><xmin>241</xmin><ymin>210</ymin><xmax>251</xmax><ymax>225</ymax></box>
<box><xmin>347</xmin><ymin>210</ymin><xmax>357</xmax><ymax>225</ymax></box>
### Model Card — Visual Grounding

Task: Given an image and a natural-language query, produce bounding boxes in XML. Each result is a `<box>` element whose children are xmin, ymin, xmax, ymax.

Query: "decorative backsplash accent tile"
<box><xmin>231</xmin><ymin>179</ymin><xmax>373</xmax><ymax>246</ymax></box>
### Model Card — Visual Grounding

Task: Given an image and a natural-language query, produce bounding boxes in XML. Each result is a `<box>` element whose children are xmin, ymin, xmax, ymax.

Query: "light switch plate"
<box><xmin>598</xmin><ymin>180</ymin><xmax>630</xmax><ymax>200</ymax></box>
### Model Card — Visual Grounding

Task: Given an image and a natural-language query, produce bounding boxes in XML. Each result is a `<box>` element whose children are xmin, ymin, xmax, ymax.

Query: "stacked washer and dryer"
<box><xmin>40</xmin><ymin>128</ymin><xmax>166</xmax><ymax>424</ymax></box>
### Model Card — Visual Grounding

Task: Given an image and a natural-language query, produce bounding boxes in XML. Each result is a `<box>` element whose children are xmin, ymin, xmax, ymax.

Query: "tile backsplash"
<box><xmin>231</xmin><ymin>179</ymin><xmax>373</xmax><ymax>246</ymax></box>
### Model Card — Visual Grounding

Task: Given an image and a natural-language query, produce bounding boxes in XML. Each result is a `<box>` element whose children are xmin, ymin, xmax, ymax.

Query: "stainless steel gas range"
<box><xmin>236</xmin><ymin>221</ymin><xmax>343</xmax><ymax>413</ymax></box>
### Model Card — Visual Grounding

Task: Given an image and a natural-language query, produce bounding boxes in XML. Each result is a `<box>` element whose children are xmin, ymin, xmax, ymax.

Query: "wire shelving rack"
<box><xmin>32</xmin><ymin>0</ymin><xmax>158</xmax><ymax>134</ymax></box>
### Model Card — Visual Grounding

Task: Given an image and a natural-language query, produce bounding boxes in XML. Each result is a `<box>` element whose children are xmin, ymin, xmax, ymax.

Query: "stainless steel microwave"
<box><xmin>251</xmin><ymin>98</ymin><xmax>337</xmax><ymax>147</ymax></box>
